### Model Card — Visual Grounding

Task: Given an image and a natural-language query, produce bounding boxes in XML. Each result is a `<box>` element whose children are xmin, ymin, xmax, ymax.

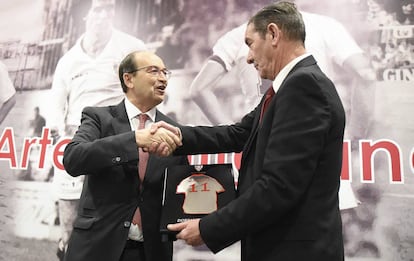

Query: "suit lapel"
<box><xmin>241</xmin><ymin>56</ymin><xmax>317</xmax><ymax>163</ymax></box>
<box><xmin>110</xmin><ymin>100</ymin><xmax>140</xmax><ymax>183</ymax></box>
<box><xmin>110</xmin><ymin>100</ymin><xmax>132</xmax><ymax>134</ymax></box>
<box><xmin>242</xmin><ymin>121</ymin><xmax>259</xmax><ymax>161</ymax></box>
<box><xmin>241</xmin><ymin>94</ymin><xmax>266</xmax><ymax>161</ymax></box>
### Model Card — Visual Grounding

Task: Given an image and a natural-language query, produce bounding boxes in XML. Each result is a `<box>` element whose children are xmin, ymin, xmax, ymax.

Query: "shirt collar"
<box><xmin>124</xmin><ymin>98</ymin><xmax>157</xmax><ymax>123</ymax></box>
<box><xmin>272</xmin><ymin>53</ymin><xmax>311</xmax><ymax>92</ymax></box>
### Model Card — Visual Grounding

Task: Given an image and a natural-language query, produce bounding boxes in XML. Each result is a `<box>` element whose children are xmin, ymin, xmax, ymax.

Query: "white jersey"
<box><xmin>302</xmin><ymin>12</ymin><xmax>364</xmax><ymax>80</ymax></box>
<box><xmin>213</xmin><ymin>23</ymin><xmax>261</xmax><ymax>111</ymax></box>
<box><xmin>48</xmin><ymin>29</ymin><xmax>147</xmax><ymax>131</ymax></box>
<box><xmin>177</xmin><ymin>174</ymin><xmax>225</xmax><ymax>214</ymax></box>
<box><xmin>0</xmin><ymin>61</ymin><xmax>16</xmax><ymax>104</ymax></box>
<box><xmin>212</xmin><ymin>12</ymin><xmax>363</xmax><ymax>109</ymax></box>
<box><xmin>49</xmin><ymin>29</ymin><xmax>146</xmax><ymax>200</ymax></box>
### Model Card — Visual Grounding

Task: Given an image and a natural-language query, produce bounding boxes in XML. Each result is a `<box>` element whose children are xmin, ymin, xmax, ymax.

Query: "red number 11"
<box><xmin>190</xmin><ymin>183</ymin><xmax>210</xmax><ymax>192</ymax></box>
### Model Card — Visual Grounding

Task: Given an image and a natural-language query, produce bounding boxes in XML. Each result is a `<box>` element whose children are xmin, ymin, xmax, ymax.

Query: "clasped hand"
<box><xmin>135</xmin><ymin>121</ymin><xmax>182</xmax><ymax>156</ymax></box>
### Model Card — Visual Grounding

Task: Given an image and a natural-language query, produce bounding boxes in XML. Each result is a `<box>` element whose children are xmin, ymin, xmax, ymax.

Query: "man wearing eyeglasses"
<box><xmin>62</xmin><ymin>51</ymin><xmax>187</xmax><ymax>261</ymax></box>
<box><xmin>46</xmin><ymin>0</ymin><xmax>147</xmax><ymax>259</ymax></box>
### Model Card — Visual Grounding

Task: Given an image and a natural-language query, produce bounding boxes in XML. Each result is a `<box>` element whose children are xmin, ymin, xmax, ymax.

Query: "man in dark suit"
<box><xmin>62</xmin><ymin>51</ymin><xmax>187</xmax><ymax>261</ymax></box>
<box><xmin>157</xmin><ymin>2</ymin><xmax>346</xmax><ymax>260</ymax></box>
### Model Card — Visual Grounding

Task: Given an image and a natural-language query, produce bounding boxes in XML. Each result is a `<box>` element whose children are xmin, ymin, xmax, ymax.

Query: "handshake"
<box><xmin>135</xmin><ymin>121</ymin><xmax>205</xmax><ymax>246</ymax></box>
<box><xmin>135</xmin><ymin>121</ymin><xmax>182</xmax><ymax>156</ymax></box>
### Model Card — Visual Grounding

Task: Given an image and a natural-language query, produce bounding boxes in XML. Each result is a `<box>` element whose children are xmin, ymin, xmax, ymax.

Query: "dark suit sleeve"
<box><xmin>174</xmin><ymin>108</ymin><xmax>256</xmax><ymax>155</ymax></box>
<box><xmin>63</xmin><ymin>107</ymin><xmax>138</xmax><ymax>176</ymax></box>
<box><xmin>199</xmin><ymin>69</ymin><xmax>344</xmax><ymax>253</ymax></box>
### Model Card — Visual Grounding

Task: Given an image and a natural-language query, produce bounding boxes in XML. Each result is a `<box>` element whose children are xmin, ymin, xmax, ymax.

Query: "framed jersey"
<box><xmin>160</xmin><ymin>164</ymin><xmax>236</xmax><ymax>241</ymax></box>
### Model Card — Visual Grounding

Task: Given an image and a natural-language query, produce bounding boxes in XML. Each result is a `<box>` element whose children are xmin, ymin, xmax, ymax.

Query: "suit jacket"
<box><xmin>63</xmin><ymin>100</ymin><xmax>188</xmax><ymax>261</ymax></box>
<box><xmin>175</xmin><ymin>55</ymin><xmax>345</xmax><ymax>261</ymax></box>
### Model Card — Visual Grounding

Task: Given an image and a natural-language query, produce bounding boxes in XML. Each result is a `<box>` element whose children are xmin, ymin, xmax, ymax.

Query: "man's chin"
<box><xmin>155</xmin><ymin>97</ymin><xmax>164</xmax><ymax>105</ymax></box>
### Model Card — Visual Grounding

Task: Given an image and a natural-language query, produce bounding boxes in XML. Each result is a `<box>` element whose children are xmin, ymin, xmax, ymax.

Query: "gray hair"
<box><xmin>248</xmin><ymin>1</ymin><xmax>306</xmax><ymax>44</ymax></box>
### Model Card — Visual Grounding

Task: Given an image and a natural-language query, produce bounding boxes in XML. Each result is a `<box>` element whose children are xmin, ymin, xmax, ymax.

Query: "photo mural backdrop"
<box><xmin>0</xmin><ymin>0</ymin><xmax>413</xmax><ymax>260</ymax></box>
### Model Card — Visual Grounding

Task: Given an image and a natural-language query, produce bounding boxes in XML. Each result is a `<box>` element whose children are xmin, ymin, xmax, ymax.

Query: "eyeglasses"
<box><xmin>126</xmin><ymin>65</ymin><xmax>172</xmax><ymax>80</ymax></box>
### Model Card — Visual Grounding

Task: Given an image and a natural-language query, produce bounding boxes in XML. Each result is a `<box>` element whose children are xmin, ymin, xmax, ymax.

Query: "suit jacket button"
<box><xmin>124</xmin><ymin>221</ymin><xmax>131</xmax><ymax>228</ymax></box>
<box><xmin>112</xmin><ymin>157</ymin><xmax>121</xmax><ymax>163</ymax></box>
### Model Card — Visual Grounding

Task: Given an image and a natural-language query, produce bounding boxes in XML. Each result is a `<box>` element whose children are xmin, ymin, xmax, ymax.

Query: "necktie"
<box><xmin>132</xmin><ymin>114</ymin><xmax>148</xmax><ymax>227</ymax></box>
<box><xmin>138</xmin><ymin>113</ymin><xmax>149</xmax><ymax>183</ymax></box>
<box><xmin>259</xmin><ymin>87</ymin><xmax>275</xmax><ymax>122</ymax></box>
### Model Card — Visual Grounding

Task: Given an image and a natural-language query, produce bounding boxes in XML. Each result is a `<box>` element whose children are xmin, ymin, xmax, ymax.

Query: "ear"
<box><xmin>267</xmin><ymin>23</ymin><xmax>280</xmax><ymax>45</ymax></box>
<box><xmin>123</xmin><ymin>73</ymin><xmax>134</xmax><ymax>89</ymax></box>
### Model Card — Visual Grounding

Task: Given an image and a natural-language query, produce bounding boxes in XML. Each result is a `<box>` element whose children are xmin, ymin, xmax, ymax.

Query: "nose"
<box><xmin>158</xmin><ymin>73</ymin><xmax>168</xmax><ymax>82</ymax></box>
<box><xmin>246</xmin><ymin>50</ymin><xmax>254</xmax><ymax>64</ymax></box>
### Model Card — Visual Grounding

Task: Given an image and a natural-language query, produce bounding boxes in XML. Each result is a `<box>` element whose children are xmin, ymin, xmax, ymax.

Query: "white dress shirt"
<box><xmin>124</xmin><ymin>97</ymin><xmax>157</xmax><ymax>241</ymax></box>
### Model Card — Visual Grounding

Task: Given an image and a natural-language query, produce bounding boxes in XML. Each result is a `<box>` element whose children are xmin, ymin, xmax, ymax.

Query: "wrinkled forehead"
<box><xmin>135</xmin><ymin>52</ymin><xmax>166</xmax><ymax>68</ymax></box>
